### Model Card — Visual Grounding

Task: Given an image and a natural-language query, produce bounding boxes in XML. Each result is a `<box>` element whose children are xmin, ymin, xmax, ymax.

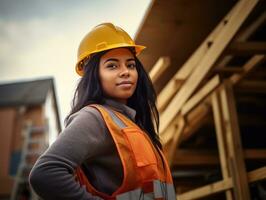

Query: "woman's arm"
<box><xmin>29</xmin><ymin>107</ymin><xmax>106</xmax><ymax>200</ymax></box>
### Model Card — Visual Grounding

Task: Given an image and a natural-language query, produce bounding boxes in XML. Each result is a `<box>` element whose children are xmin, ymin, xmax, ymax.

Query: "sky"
<box><xmin>0</xmin><ymin>0</ymin><xmax>151</xmax><ymax>127</ymax></box>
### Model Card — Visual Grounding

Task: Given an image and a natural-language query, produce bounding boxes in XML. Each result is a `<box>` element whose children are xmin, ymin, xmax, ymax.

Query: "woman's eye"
<box><xmin>128</xmin><ymin>63</ymin><xmax>136</xmax><ymax>69</ymax></box>
<box><xmin>107</xmin><ymin>64</ymin><xmax>117</xmax><ymax>69</ymax></box>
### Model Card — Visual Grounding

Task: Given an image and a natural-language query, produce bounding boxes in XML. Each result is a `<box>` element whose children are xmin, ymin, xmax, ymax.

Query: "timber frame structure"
<box><xmin>136</xmin><ymin>0</ymin><xmax>266</xmax><ymax>199</ymax></box>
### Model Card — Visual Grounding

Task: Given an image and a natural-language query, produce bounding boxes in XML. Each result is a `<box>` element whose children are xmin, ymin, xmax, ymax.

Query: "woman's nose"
<box><xmin>119</xmin><ymin>65</ymin><xmax>129</xmax><ymax>77</ymax></box>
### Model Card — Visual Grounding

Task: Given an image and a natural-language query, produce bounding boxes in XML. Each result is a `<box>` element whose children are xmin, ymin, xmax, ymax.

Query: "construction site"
<box><xmin>0</xmin><ymin>0</ymin><xmax>265</xmax><ymax>199</ymax></box>
<box><xmin>135</xmin><ymin>0</ymin><xmax>266</xmax><ymax>199</ymax></box>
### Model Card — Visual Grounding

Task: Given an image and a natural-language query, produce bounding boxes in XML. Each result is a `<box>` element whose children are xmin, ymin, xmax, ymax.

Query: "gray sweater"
<box><xmin>29</xmin><ymin>99</ymin><xmax>136</xmax><ymax>200</ymax></box>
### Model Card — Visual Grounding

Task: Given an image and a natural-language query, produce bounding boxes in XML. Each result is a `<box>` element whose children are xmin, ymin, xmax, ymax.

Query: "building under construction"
<box><xmin>0</xmin><ymin>78</ymin><xmax>61</xmax><ymax>200</ymax></box>
<box><xmin>135</xmin><ymin>0</ymin><xmax>266</xmax><ymax>199</ymax></box>
<box><xmin>0</xmin><ymin>0</ymin><xmax>265</xmax><ymax>199</ymax></box>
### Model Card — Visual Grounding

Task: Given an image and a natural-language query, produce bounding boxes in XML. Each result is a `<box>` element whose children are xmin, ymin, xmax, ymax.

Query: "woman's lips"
<box><xmin>116</xmin><ymin>81</ymin><xmax>133</xmax><ymax>88</ymax></box>
<box><xmin>117</xmin><ymin>81</ymin><xmax>133</xmax><ymax>85</ymax></box>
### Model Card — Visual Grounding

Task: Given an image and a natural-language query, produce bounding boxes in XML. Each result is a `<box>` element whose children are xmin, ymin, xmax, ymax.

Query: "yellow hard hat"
<box><xmin>75</xmin><ymin>22</ymin><xmax>146</xmax><ymax>76</ymax></box>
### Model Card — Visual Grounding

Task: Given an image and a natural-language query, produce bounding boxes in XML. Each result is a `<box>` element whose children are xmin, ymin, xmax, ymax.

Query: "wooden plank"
<box><xmin>245</xmin><ymin>149</ymin><xmax>266</xmax><ymax>160</ymax></box>
<box><xmin>248</xmin><ymin>166</ymin><xmax>266</xmax><ymax>182</ymax></box>
<box><xmin>214</xmin><ymin>67</ymin><xmax>244</xmax><ymax>74</ymax></box>
<box><xmin>171</xmin><ymin>149</ymin><xmax>266</xmax><ymax>166</ymax></box>
<box><xmin>172</xmin><ymin>149</ymin><xmax>219</xmax><ymax>166</ymax></box>
<box><xmin>160</xmin><ymin>0</ymin><xmax>259</xmax><ymax>136</ymax></box>
<box><xmin>174</xmin><ymin>0</ymin><xmax>241</xmax><ymax>81</ymax></box>
<box><xmin>216</xmin><ymin>11</ymin><xmax>266</xmax><ymax>73</ymax></box>
<box><xmin>182</xmin><ymin>103</ymin><xmax>211</xmax><ymax>142</ymax></box>
<box><xmin>230</xmin><ymin>55</ymin><xmax>265</xmax><ymax>84</ymax></box>
<box><xmin>156</xmin><ymin>0</ymin><xmax>241</xmax><ymax>111</ymax></box>
<box><xmin>215</xmin><ymin>55</ymin><xmax>234</xmax><ymax>70</ymax></box>
<box><xmin>177</xmin><ymin>166</ymin><xmax>266</xmax><ymax>200</ymax></box>
<box><xmin>165</xmin><ymin>98</ymin><xmax>210</xmax><ymax>144</ymax></box>
<box><xmin>166</xmin><ymin>117</ymin><xmax>185</xmax><ymax>166</ymax></box>
<box><xmin>157</xmin><ymin>78</ymin><xmax>184</xmax><ymax>112</ymax></box>
<box><xmin>163</xmin><ymin>68</ymin><xmax>249</xmax><ymax>142</ymax></box>
<box><xmin>177</xmin><ymin>179</ymin><xmax>233</xmax><ymax>200</ymax></box>
<box><xmin>149</xmin><ymin>56</ymin><xmax>170</xmax><ymax>83</ymax></box>
<box><xmin>181</xmin><ymin>75</ymin><xmax>220</xmax><ymax>115</ymax></box>
<box><xmin>220</xmin><ymin>80</ymin><xmax>250</xmax><ymax>199</ymax></box>
<box><xmin>212</xmin><ymin>91</ymin><xmax>230</xmax><ymax>177</ymax></box>
<box><xmin>236</xmin><ymin>80</ymin><xmax>266</xmax><ymax>93</ymax></box>
<box><xmin>227</xmin><ymin>42</ymin><xmax>266</xmax><ymax>55</ymax></box>
<box><xmin>212</xmin><ymin>10</ymin><xmax>266</xmax><ymax>72</ymax></box>
<box><xmin>161</xmin><ymin>116</ymin><xmax>180</xmax><ymax>145</ymax></box>
<box><xmin>211</xmin><ymin>91</ymin><xmax>233</xmax><ymax>200</ymax></box>
<box><xmin>236</xmin><ymin>11</ymin><xmax>266</xmax><ymax>41</ymax></box>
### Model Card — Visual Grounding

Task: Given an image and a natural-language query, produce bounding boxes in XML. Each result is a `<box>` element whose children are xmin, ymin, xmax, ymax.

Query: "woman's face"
<box><xmin>99</xmin><ymin>48</ymin><xmax>138</xmax><ymax>104</ymax></box>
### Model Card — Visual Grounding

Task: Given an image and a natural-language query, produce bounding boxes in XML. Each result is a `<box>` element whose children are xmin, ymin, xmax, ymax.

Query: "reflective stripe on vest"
<box><xmin>116</xmin><ymin>180</ymin><xmax>175</xmax><ymax>200</ymax></box>
<box><xmin>103</xmin><ymin>106</ymin><xmax>127</xmax><ymax>128</ymax></box>
<box><xmin>116</xmin><ymin>188</ymin><xmax>153</xmax><ymax>200</ymax></box>
<box><xmin>153</xmin><ymin>180</ymin><xmax>176</xmax><ymax>199</ymax></box>
<box><xmin>75</xmin><ymin>104</ymin><xmax>176</xmax><ymax>200</ymax></box>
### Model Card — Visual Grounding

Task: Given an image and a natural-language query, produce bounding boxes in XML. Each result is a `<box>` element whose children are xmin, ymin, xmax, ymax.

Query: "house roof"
<box><xmin>0</xmin><ymin>78</ymin><xmax>54</xmax><ymax>107</ymax></box>
<box><xmin>0</xmin><ymin>77</ymin><xmax>61</xmax><ymax>131</ymax></box>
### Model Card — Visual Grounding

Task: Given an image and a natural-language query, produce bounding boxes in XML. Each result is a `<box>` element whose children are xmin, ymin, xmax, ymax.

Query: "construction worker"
<box><xmin>29</xmin><ymin>23</ymin><xmax>176</xmax><ymax>200</ymax></box>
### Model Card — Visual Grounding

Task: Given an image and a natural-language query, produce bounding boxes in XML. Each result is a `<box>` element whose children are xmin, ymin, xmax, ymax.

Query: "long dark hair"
<box><xmin>66</xmin><ymin>48</ymin><xmax>161</xmax><ymax>149</ymax></box>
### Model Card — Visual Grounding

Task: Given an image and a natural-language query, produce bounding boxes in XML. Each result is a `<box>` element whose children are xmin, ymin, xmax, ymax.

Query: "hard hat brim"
<box><xmin>75</xmin><ymin>44</ymin><xmax>146</xmax><ymax>76</ymax></box>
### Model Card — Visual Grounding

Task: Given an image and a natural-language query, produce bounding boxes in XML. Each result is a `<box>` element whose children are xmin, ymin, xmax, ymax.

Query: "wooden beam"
<box><xmin>182</xmin><ymin>103</ymin><xmax>211</xmax><ymax>142</ymax></box>
<box><xmin>248</xmin><ymin>166</ymin><xmax>266</xmax><ymax>182</ymax></box>
<box><xmin>163</xmin><ymin>57</ymin><xmax>265</xmax><ymax>143</ymax></box>
<box><xmin>171</xmin><ymin>149</ymin><xmax>266</xmax><ymax>166</ymax></box>
<box><xmin>227</xmin><ymin>42</ymin><xmax>266</xmax><ymax>55</ymax></box>
<box><xmin>214</xmin><ymin>67</ymin><xmax>244</xmax><ymax>74</ymax></box>
<box><xmin>174</xmin><ymin>0</ymin><xmax>244</xmax><ymax>81</ymax></box>
<box><xmin>213</xmin><ymin>10</ymin><xmax>266</xmax><ymax>71</ymax></box>
<box><xmin>156</xmin><ymin>0</ymin><xmax>243</xmax><ymax>112</ymax></box>
<box><xmin>162</xmin><ymin>94</ymin><xmax>209</xmax><ymax>143</ymax></box>
<box><xmin>202</xmin><ymin>108</ymin><xmax>266</xmax><ymax>126</ymax></box>
<box><xmin>236</xmin><ymin>11</ymin><xmax>266</xmax><ymax>41</ymax></box>
<box><xmin>230</xmin><ymin>55</ymin><xmax>265</xmax><ymax>84</ymax></box>
<box><xmin>149</xmin><ymin>56</ymin><xmax>170</xmax><ymax>83</ymax></box>
<box><xmin>245</xmin><ymin>149</ymin><xmax>266</xmax><ymax>160</ymax></box>
<box><xmin>176</xmin><ymin>166</ymin><xmax>266</xmax><ymax>200</ymax></box>
<box><xmin>220</xmin><ymin>81</ymin><xmax>250</xmax><ymax>199</ymax></box>
<box><xmin>181</xmin><ymin>75</ymin><xmax>220</xmax><ymax>116</ymax></box>
<box><xmin>157</xmin><ymin>78</ymin><xmax>184</xmax><ymax>113</ymax></box>
<box><xmin>211</xmin><ymin>90</ymin><xmax>233</xmax><ymax>200</ymax></box>
<box><xmin>161</xmin><ymin>115</ymin><xmax>180</xmax><ymax>145</ymax></box>
<box><xmin>177</xmin><ymin>179</ymin><xmax>233</xmax><ymax>200</ymax></box>
<box><xmin>215</xmin><ymin>55</ymin><xmax>234</xmax><ymax>70</ymax></box>
<box><xmin>172</xmin><ymin>149</ymin><xmax>219</xmax><ymax>166</ymax></box>
<box><xmin>236</xmin><ymin>80</ymin><xmax>266</xmax><ymax>93</ymax></box>
<box><xmin>165</xmin><ymin>117</ymin><xmax>185</xmax><ymax>166</ymax></box>
<box><xmin>160</xmin><ymin>0</ymin><xmax>259</xmax><ymax>136</ymax></box>
<box><xmin>212</xmin><ymin>91</ymin><xmax>228</xmax><ymax>172</ymax></box>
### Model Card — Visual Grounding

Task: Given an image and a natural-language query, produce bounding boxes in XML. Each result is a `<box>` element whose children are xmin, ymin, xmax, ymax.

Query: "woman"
<box><xmin>29</xmin><ymin>23</ymin><xmax>176</xmax><ymax>200</ymax></box>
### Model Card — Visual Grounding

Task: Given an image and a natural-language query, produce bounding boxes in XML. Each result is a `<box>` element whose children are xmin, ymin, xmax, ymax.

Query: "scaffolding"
<box><xmin>147</xmin><ymin>0</ymin><xmax>266</xmax><ymax>199</ymax></box>
<box><xmin>11</xmin><ymin>121</ymin><xmax>48</xmax><ymax>200</ymax></box>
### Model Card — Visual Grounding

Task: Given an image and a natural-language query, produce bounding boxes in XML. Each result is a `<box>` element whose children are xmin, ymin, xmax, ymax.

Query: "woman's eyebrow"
<box><xmin>104</xmin><ymin>58</ymin><xmax>118</xmax><ymax>64</ymax></box>
<box><xmin>126</xmin><ymin>58</ymin><xmax>135</xmax><ymax>62</ymax></box>
<box><xmin>104</xmin><ymin>58</ymin><xmax>135</xmax><ymax>64</ymax></box>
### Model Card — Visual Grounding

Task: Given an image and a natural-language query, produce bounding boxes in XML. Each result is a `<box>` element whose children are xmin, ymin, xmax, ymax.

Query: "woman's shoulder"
<box><xmin>65</xmin><ymin>105</ymin><xmax>104</xmax><ymax>127</ymax></box>
<box><xmin>81</xmin><ymin>104</ymin><xmax>103</xmax><ymax>115</ymax></box>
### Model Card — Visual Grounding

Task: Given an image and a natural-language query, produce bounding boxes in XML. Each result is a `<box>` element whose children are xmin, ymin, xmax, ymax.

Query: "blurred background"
<box><xmin>0</xmin><ymin>0</ymin><xmax>265</xmax><ymax>199</ymax></box>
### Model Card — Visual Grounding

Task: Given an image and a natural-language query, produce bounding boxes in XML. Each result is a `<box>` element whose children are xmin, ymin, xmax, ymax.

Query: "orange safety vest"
<box><xmin>75</xmin><ymin>104</ymin><xmax>176</xmax><ymax>200</ymax></box>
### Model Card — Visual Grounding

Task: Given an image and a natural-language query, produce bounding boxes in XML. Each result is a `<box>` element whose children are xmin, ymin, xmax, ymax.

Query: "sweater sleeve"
<box><xmin>29</xmin><ymin>107</ymin><xmax>106</xmax><ymax>200</ymax></box>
